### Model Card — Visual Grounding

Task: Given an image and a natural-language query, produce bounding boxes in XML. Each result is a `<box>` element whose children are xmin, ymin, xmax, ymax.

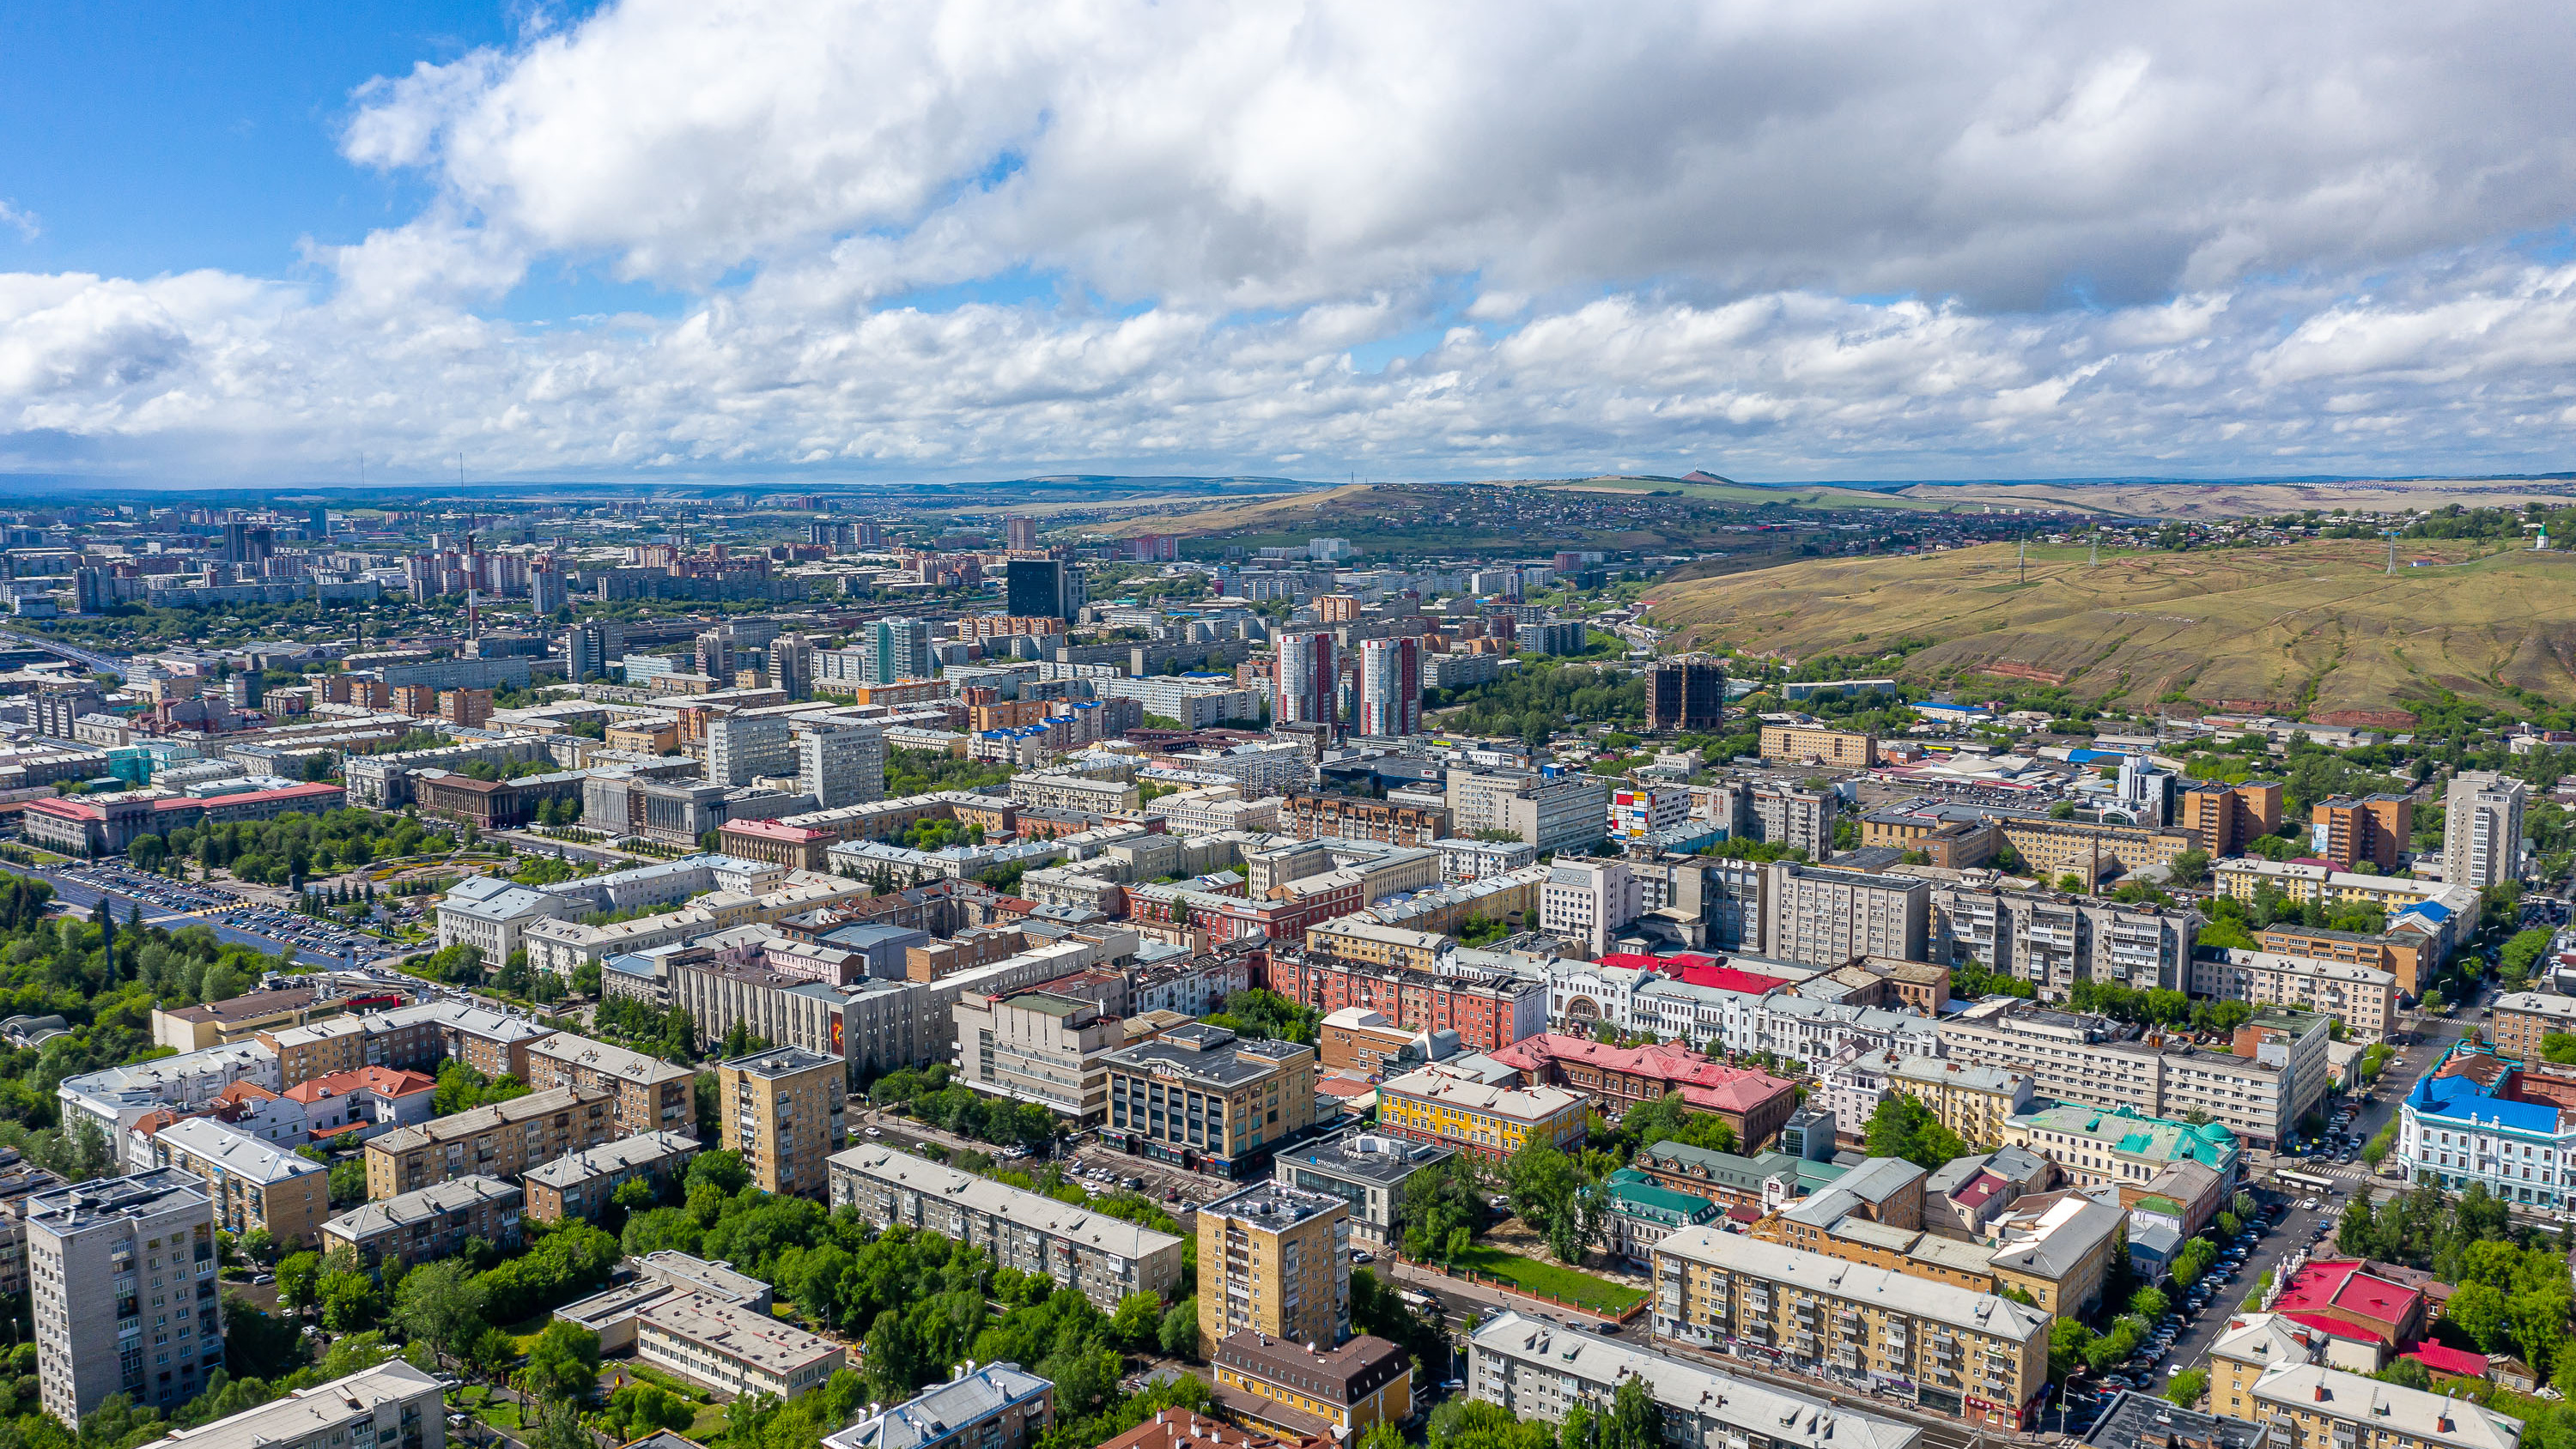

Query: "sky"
<box><xmin>5</xmin><ymin>2</ymin><xmax>2576</xmax><ymax>488</ymax></box>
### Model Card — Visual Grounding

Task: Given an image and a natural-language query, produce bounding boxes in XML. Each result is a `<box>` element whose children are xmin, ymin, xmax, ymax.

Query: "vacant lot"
<box><xmin>1449</xmin><ymin>1244</ymin><xmax>1649</xmax><ymax>1313</ymax></box>
<box><xmin>1643</xmin><ymin>538</ymin><xmax>2576</xmax><ymax>718</ymax></box>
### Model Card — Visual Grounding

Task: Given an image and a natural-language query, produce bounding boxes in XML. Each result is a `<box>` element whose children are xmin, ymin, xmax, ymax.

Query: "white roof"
<box><xmin>136</xmin><ymin>1362</ymin><xmax>442</xmax><ymax>1449</ymax></box>
<box><xmin>1380</xmin><ymin>1064</ymin><xmax>1585</xmax><ymax>1124</ymax></box>
<box><xmin>154</xmin><ymin>1117</ymin><xmax>325</xmax><ymax>1185</ymax></box>
<box><xmin>828</xmin><ymin>1143</ymin><xmax>1184</xmax><ymax>1264</ymax></box>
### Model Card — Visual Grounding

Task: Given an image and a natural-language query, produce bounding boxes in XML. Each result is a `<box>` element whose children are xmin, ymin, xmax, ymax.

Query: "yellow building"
<box><xmin>1212</xmin><ymin>1331</ymin><xmax>1413</xmax><ymax>1441</ymax></box>
<box><xmin>1885</xmin><ymin>1055</ymin><xmax>2034</xmax><ymax>1151</ymax></box>
<box><xmin>1196</xmin><ymin>1182</ymin><xmax>1350</xmax><ymax>1354</ymax></box>
<box><xmin>1759</xmin><ymin>724</ymin><xmax>1877</xmax><ymax>768</ymax></box>
<box><xmin>2206</xmin><ymin>1328</ymin><xmax>2519</xmax><ymax>1449</ymax></box>
<box><xmin>1376</xmin><ymin>1062</ymin><xmax>1588</xmax><ymax>1161</ymax></box>
<box><xmin>1301</xmin><ymin>919</ymin><xmax>1445</xmax><ymax>970</ymax></box>
<box><xmin>1651</xmin><ymin>1223</ymin><xmax>2050</xmax><ymax>1429</ymax></box>
<box><xmin>363</xmin><ymin>1086</ymin><xmax>618</xmax><ymax>1199</ymax></box>
<box><xmin>716</xmin><ymin>1046</ymin><xmax>844</xmax><ymax>1197</ymax></box>
<box><xmin>1991</xmin><ymin>815</ymin><xmax>2196</xmax><ymax>882</ymax></box>
<box><xmin>1100</xmin><ymin>1023</ymin><xmax>1316</xmax><ymax>1177</ymax></box>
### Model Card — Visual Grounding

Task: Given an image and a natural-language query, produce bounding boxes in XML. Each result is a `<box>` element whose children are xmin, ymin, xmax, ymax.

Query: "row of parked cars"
<box><xmin>2063</xmin><ymin>1204</ymin><xmax>2302</xmax><ymax>1430</ymax></box>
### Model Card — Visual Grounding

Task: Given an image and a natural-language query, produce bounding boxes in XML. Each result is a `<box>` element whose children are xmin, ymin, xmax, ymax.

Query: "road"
<box><xmin>0</xmin><ymin>623</ymin><xmax>131</xmax><ymax>676</ymax></box>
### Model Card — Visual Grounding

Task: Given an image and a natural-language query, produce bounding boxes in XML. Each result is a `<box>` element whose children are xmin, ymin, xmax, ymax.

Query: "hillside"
<box><xmin>1642</xmin><ymin>539</ymin><xmax>2576</xmax><ymax>718</ymax></box>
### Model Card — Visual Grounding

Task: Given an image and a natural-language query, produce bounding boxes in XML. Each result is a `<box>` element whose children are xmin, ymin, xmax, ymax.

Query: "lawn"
<box><xmin>1448</xmin><ymin>1245</ymin><xmax>1649</xmax><ymax>1313</ymax></box>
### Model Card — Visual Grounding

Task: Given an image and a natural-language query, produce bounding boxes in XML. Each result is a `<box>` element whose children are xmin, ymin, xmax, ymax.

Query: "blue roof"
<box><xmin>2067</xmin><ymin>749</ymin><xmax>2131</xmax><ymax>763</ymax></box>
<box><xmin>2397</xmin><ymin>900</ymin><xmax>2453</xmax><ymax>923</ymax></box>
<box><xmin>2409</xmin><ymin>1068</ymin><xmax>2562</xmax><ymax>1136</ymax></box>
<box><xmin>1911</xmin><ymin>700</ymin><xmax>1990</xmax><ymax>712</ymax></box>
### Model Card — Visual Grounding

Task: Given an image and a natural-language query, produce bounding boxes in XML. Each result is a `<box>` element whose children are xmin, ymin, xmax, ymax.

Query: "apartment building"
<box><xmin>1280</xmin><ymin>794</ymin><xmax>1450</xmax><ymax>848</ymax></box>
<box><xmin>526</xmin><ymin>1033</ymin><xmax>698</xmax><ymax>1137</ymax></box>
<box><xmin>1645</xmin><ymin>660</ymin><xmax>1729</xmax><ymax>735</ymax></box>
<box><xmin>2311</xmin><ymin>794</ymin><xmax>2412</xmax><ymax>872</ymax></box>
<box><xmin>27</xmin><ymin>1170</ymin><xmax>223</xmax><ymax>1422</ymax></box>
<box><xmin>717</xmin><ymin>1047</ymin><xmax>845</xmax><ymax>1198</ymax></box>
<box><xmin>665</xmin><ymin>954</ymin><xmax>934</xmax><ymax>1085</ymax></box>
<box><xmin>1758</xmin><ymin>724</ymin><xmax>1876</xmax><ymax>768</ymax></box>
<box><xmin>1007</xmin><ymin>770</ymin><xmax>1143</xmax><ymax>814</ymax></box>
<box><xmin>1376</xmin><ymin>1063</ymin><xmax>1589</xmax><ymax>1162</ymax></box>
<box><xmin>2492</xmin><ymin>992</ymin><xmax>2576</xmax><ymax>1064</ymax></box>
<box><xmin>2003</xmin><ymin>1102</ymin><xmax>2242</xmax><ymax>1194</ymax></box>
<box><xmin>131</xmin><ymin>1362</ymin><xmax>447</xmax><ymax>1449</ymax></box>
<box><xmin>1196</xmin><ymin>1182</ymin><xmax>1352</xmax><ymax>1353</ymax></box>
<box><xmin>2445</xmin><ymin>770</ymin><xmax>2529</xmax><ymax>889</ymax></box>
<box><xmin>1212</xmin><ymin>1331</ymin><xmax>1412</xmax><ymax>1442</ymax></box>
<box><xmin>1650</xmin><ymin>1224</ymin><xmax>2049</xmax><ymax>1428</ymax></box>
<box><xmin>1763</xmin><ymin>862</ymin><xmax>1928</xmax><ymax>967</ymax></box>
<box><xmin>1269</xmin><ymin>950</ymin><xmax>1548</xmax><ymax>1053</ymax></box>
<box><xmin>636</xmin><ymin>1291</ymin><xmax>848</xmax><ymax>1400</ymax></box>
<box><xmin>320</xmin><ymin>1175</ymin><xmax>524</xmax><ymax>1268</ymax></box>
<box><xmin>2227</xmin><ymin>1361</ymin><xmax>2519</xmax><ymax>1449</ymax></box>
<box><xmin>2189</xmin><ymin>951</ymin><xmax>2398</xmax><ymax>1042</ymax></box>
<box><xmin>1936</xmin><ymin>998</ymin><xmax>2326</xmax><ymax>1149</ymax></box>
<box><xmin>797</xmin><ymin>723</ymin><xmax>887</xmax><ymax>809</ymax></box>
<box><xmin>1469</xmin><ymin>1310</ymin><xmax>1917</xmax><ymax>1449</ymax></box>
<box><xmin>1749</xmin><ymin>1171</ymin><xmax>2123</xmax><ymax>1319</ymax></box>
<box><xmin>2258</xmin><ymin>924</ymin><xmax>2436</xmax><ymax>998</ymax></box>
<box><xmin>821</xmin><ymin>1363</ymin><xmax>1054</xmax><ymax>1449</ymax></box>
<box><xmin>828</xmin><ymin>1143</ymin><xmax>1185</xmax><ymax>1307</ymax></box>
<box><xmin>1879</xmin><ymin>1056</ymin><xmax>2032</xmax><ymax>1151</ymax></box>
<box><xmin>363</xmin><ymin>1085</ymin><xmax>618</xmax><ymax>1198</ymax></box>
<box><xmin>142</xmin><ymin>1118</ymin><xmax>330</xmax><ymax>1248</ymax></box>
<box><xmin>1100</xmin><ymin>1024</ymin><xmax>1319</xmax><ymax>1178</ymax></box>
<box><xmin>521</xmin><ymin>1131</ymin><xmax>699</xmax><ymax>1223</ymax></box>
<box><xmin>260</xmin><ymin>1001</ymin><xmax>556</xmax><ymax>1088</ymax></box>
<box><xmin>2179</xmin><ymin>779</ymin><xmax>2284</xmax><ymax>858</ymax></box>
<box><xmin>1929</xmin><ymin>886</ymin><xmax>2198</xmax><ymax>997</ymax></box>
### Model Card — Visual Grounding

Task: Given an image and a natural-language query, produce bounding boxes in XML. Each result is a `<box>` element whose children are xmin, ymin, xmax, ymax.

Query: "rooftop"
<box><xmin>637</xmin><ymin>1291</ymin><xmax>844</xmax><ymax>1375</ymax></box>
<box><xmin>159</xmin><ymin>986</ymin><xmax>324</xmax><ymax>1026</ymax></box>
<box><xmin>324</xmin><ymin>1175</ymin><xmax>522</xmax><ymax>1240</ymax></box>
<box><xmin>718</xmin><ymin>1046</ymin><xmax>841</xmax><ymax>1078</ymax></box>
<box><xmin>532</xmin><ymin>1032</ymin><xmax>697</xmax><ymax>1086</ymax></box>
<box><xmin>154</xmin><ymin>1118</ymin><xmax>327</xmax><ymax>1185</ymax></box>
<box><xmin>1654</xmin><ymin>1225</ymin><xmax>2049</xmax><ymax>1343</ymax></box>
<box><xmin>821</xmin><ymin>1362</ymin><xmax>1053</xmax><ymax>1449</ymax></box>
<box><xmin>1379</xmin><ymin>1064</ymin><xmax>1585</xmax><ymax>1125</ymax></box>
<box><xmin>368</xmin><ymin>1084</ymin><xmax>606</xmax><ymax>1154</ymax></box>
<box><xmin>522</xmin><ymin>1131</ymin><xmax>701</xmax><ymax>1188</ymax></box>
<box><xmin>2009</xmin><ymin>1102</ymin><xmax>2240</xmax><ymax>1170</ymax></box>
<box><xmin>134</xmin><ymin>1362</ymin><xmax>444</xmax><ymax>1449</ymax></box>
<box><xmin>827</xmin><ymin>1145</ymin><xmax>1184</xmax><ymax>1263</ymax></box>
<box><xmin>1201</xmin><ymin>1180</ymin><xmax>1347</xmax><ymax>1232</ymax></box>
<box><xmin>1273</xmin><ymin>1129</ymin><xmax>1454</xmax><ymax>1187</ymax></box>
<box><xmin>26</xmin><ymin>1168</ymin><xmax>210</xmax><ymax>1234</ymax></box>
<box><xmin>2248</xmin><ymin>1362</ymin><xmax>2520</xmax><ymax>1449</ymax></box>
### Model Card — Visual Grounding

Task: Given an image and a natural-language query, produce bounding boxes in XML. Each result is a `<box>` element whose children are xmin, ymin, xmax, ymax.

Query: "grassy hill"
<box><xmin>1642</xmin><ymin>538</ymin><xmax>2576</xmax><ymax>718</ymax></box>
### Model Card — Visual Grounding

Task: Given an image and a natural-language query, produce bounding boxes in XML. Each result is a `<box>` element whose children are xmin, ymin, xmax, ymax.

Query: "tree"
<box><xmin>1109</xmin><ymin>1291</ymin><xmax>1163</xmax><ymax>1352</ymax></box>
<box><xmin>2447</xmin><ymin>1281</ymin><xmax>2510</xmax><ymax>1353</ymax></box>
<box><xmin>1864</xmin><ymin>1094</ymin><xmax>1970</xmax><ymax>1169</ymax></box>
<box><xmin>1159</xmin><ymin>1297</ymin><xmax>1200</xmax><ymax>1357</ymax></box>
<box><xmin>319</xmin><ymin>1270</ymin><xmax>382</xmax><ymax>1334</ymax></box>
<box><xmin>519</xmin><ymin>1319</ymin><xmax>604</xmax><ymax>1404</ymax></box>
<box><xmin>1504</xmin><ymin>1143</ymin><xmax>1587</xmax><ymax>1264</ymax></box>
<box><xmin>2167</xmin><ymin>1367</ymin><xmax>2208</xmax><ymax>1407</ymax></box>
<box><xmin>276</xmin><ymin>1250</ymin><xmax>323</xmax><ymax>1314</ymax></box>
<box><xmin>1400</xmin><ymin>1159</ymin><xmax>1482</xmax><ymax>1264</ymax></box>
<box><xmin>2130</xmin><ymin>1287</ymin><xmax>2169</xmax><ymax>1321</ymax></box>
<box><xmin>392</xmin><ymin>1258</ymin><xmax>489</xmax><ymax>1367</ymax></box>
<box><xmin>2169</xmin><ymin>850</ymin><xmax>2211</xmax><ymax>888</ymax></box>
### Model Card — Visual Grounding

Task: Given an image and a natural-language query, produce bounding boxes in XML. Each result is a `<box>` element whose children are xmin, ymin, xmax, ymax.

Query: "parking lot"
<box><xmin>42</xmin><ymin>861</ymin><xmax>392</xmax><ymax>967</ymax></box>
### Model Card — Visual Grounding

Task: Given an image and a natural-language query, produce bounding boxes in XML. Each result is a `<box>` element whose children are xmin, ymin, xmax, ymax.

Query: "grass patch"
<box><xmin>1447</xmin><ymin>1245</ymin><xmax>1649</xmax><ymax>1313</ymax></box>
<box><xmin>687</xmin><ymin>1403</ymin><xmax>730</xmax><ymax>1440</ymax></box>
<box><xmin>473</xmin><ymin>1402</ymin><xmax>524</xmax><ymax>1433</ymax></box>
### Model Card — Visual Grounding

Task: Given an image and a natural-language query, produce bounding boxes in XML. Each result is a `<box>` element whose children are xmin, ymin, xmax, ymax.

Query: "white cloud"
<box><xmin>0</xmin><ymin>203</ymin><xmax>36</xmax><ymax>244</ymax></box>
<box><xmin>9</xmin><ymin>0</ymin><xmax>2576</xmax><ymax>482</ymax></box>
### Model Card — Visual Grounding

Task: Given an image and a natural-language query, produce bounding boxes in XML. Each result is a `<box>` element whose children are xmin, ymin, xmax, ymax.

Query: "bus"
<box><xmin>2275</xmin><ymin>1169</ymin><xmax>2340</xmax><ymax>1196</ymax></box>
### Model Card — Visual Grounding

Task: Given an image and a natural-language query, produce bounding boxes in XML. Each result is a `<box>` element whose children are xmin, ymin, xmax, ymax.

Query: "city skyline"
<box><xmin>3</xmin><ymin>3</ymin><xmax>2575</xmax><ymax>485</ymax></box>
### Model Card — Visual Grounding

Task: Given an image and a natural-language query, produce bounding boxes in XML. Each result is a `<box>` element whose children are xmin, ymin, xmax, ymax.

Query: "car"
<box><xmin>865</xmin><ymin>1126</ymin><xmax>881</xmax><ymax>1137</ymax></box>
<box><xmin>252</xmin><ymin>1272</ymin><xmax>275</xmax><ymax>1285</ymax></box>
<box><xmin>1352</xmin><ymin>1250</ymin><xmax>1374</xmax><ymax>1263</ymax></box>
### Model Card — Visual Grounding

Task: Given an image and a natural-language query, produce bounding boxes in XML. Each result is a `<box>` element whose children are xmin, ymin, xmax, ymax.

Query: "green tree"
<box><xmin>392</xmin><ymin>1258</ymin><xmax>489</xmax><ymax>1367</ymax></box>
<box><xmin>1863</xmin><ymin>1094</ymin><xmax>1969</xmax><ymax>1169</ymax></box>
<box><xmin>1109</xmin><ymin>1291</ymin><xmax>1164</xmax><ymax>1352</ymax></box>
<box><xmin>276</xmin><ymin>1250</ymin><xmax>323</xmax><ymax>1314</ymax></box>
<box><xmin>2167</xmin><ymin>1367</ymin><xmax>2208</xmax><ymax>1407</ymax></box>
<box><xmin>519</xmin><ymin>1319</ymin><xmax>604</xmax><ymax>1404</ymax></box>
<box><xmin>1159</xmin><ymin>1297</ymin><xmax>1200</xmax><ymax>1357</ymax></box>
<box><xmin>2130</xmin><ymin>1287</ymin><xmax>2169</xmax><ymax>1321</ymax></box>
<box><xmin>2446</xmin><ymin>1281</ymin><xmax>2510</xmax><ymax>1353</ymax></box>
<box><xmin>1504</xmin><ymin>1143</ymin><xmax>1588</xmax><ymax>1264</ymax></box>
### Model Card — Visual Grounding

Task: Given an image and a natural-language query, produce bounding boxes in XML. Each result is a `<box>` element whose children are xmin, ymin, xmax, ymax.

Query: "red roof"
<box><xmin>1595</xmin><ymin>953</ymin><xmax>1665</xmax><ymax>973</ymax></box>
<box><xmin>2273</xmin><ymin>1258</ymin><xmax>2421</xmax><ymax>1343</ymax></box>
<box><xmin>283</xmin><ymin>1066</ymin><xmax>435</xmax><ymax>1103</ymax></box>
<box><xmin>1490</xmin><ymin>1033</ymin><xmax>1796</xmax><ymax>1114</ymax></box>
<box><xmin>1590</xmin><ymin>952</ymin><xmax>1789</xmax><ymax>996</ymax></box>
<box><xmin>2403</xmin><ymin>1343</ymin><xmax>2489</xmax><ymax>1379</ymax></box>
<box><xmin>723</xmin><ymin>818</ymin><xmax>831</xmax><ymax>843</ymax></box>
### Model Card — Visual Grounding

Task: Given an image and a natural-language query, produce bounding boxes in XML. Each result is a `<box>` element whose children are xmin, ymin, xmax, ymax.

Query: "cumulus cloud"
<box><xmin>7</xmin><ymin>0</ymin><xmax>2576</xmax><ymax>482</ymax></box>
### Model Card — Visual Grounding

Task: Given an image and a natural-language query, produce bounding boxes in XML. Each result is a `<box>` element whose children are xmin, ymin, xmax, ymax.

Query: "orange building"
<box><xmin>2310</xmin><ymin>794</ymin><xmax>2412</xmax><ymax>871</ymax></box>
<box><xmin>2181</xmin><ymin>780</ymin><xmax>2285</xmax><ymax>857</ymax></box>
<box><xmin>438</xmin><ymin>688</ymin><xmax>493</xmax><ymax>730</ymax></box>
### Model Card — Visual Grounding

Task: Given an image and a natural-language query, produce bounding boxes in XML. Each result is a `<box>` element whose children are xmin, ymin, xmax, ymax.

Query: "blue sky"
<box><xmin>1</xmin><ymin>3</ymin><xmax>2573</xmax><ymax>486</ymax></box>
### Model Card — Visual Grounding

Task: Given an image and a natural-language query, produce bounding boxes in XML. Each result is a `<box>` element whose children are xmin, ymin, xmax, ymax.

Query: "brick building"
<box><xmin>1270</xmin><ymin>950</ymin><xmax>1547</xmax><ymax>1054</ymax></box>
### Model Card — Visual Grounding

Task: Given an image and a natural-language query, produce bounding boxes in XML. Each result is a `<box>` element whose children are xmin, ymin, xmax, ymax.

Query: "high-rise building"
<box><xmin>707</xmin><ymin>715</ymin><xmax>793</xmax><ymax>786</ymax></box>
<box><xmin>1196</xmin><ymin>1180</ymin><xmax>1352</xmax><ymax>1353</ymax></box>
<box><xmin>1762</xmin><ymin>862</ymin><xmax>1929</xmax><ymax>967</ymax></box>
<box><xmin>2445</xmin><ymin>770</ymin><xmax>2528</xmax><ymax>890</ymax></box>
<box><xmin>694</xmin><ymin>629</ymin><xmax>736</xmax><ymax>683</ymax></box>
<box><xmin>218</xmin><ymin>523</ymin><xmax>273</xmax><ymax>565</ymax></box>
<box><xmin>1005</xmin><ymin>516</ymin><xmax>1038</xmax><ymax>551</ymax></box>
<box><xmin>306</xmin><ymin>506</ymin><xmax>329</xmax><ymax>538</ymax></box>
<box><xmin>1274</xmin><ymin>631</ymin><xmax>1337</xmax><ymax>725</ymax></box>
<box><xmin>437</xmin><ymin>688</ymin><xmax>492</xmax><ymax>731</ymax></box>
<box><xmin>28</xmin><ymin>1169</ymin><xmax>225</xmax><ymax>1422</ymax></box>
<box><xmin>718</xmin><ymin>1046</ymin><xmax>846</xmax><ymax>1198</ymax></box>
<box><xmin>1538</xmin><ymin>858</ymin><xmax>1643</xmax><ymax>955</ymax></box>
<box><xmin>2178</xmin><ymin>779</ymin><xmax>2284</xmax><ymax>858</ymax></box>
<box><xmin>1005</xmin><ymin>559</ymin><xmax>1082</xmax><ymax>622</ymax></box>
<box><xmin>872</xmin><ymin>617</ymin><xmax>933</xmax><ymax>684</ymax></box>
<box><xmin>565</xmin><ymin>621</ymin><xmax>628</xmax><ymax>682</ymax></box>
<box><xmin>797</xmin><ymin>724</ymin><xmax>886</xmax><ymax>809</ymax></box>
<box><xmin>1644</xmin><ymin>658</ymin><xmax>1728</xmax><ymax>733</ymax></box>
<box><xmin>529</xmin><ymin>566</ymin><xmax>568</xmax><ymax>616</ymax></box>
<box><xmin>1357</xmin><ymin>637</ymin><xmax>1420</xmax><ymax>737</ymax></box>
<box><xmin>2311</xmin><ymin>793</ymin><xmax>2412</xmax><ymax>872</ymax></box>
<box><xmin>768</xmin><ymin>634</ymin><xmax>816</xmax><ymax>700</ymax></box>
